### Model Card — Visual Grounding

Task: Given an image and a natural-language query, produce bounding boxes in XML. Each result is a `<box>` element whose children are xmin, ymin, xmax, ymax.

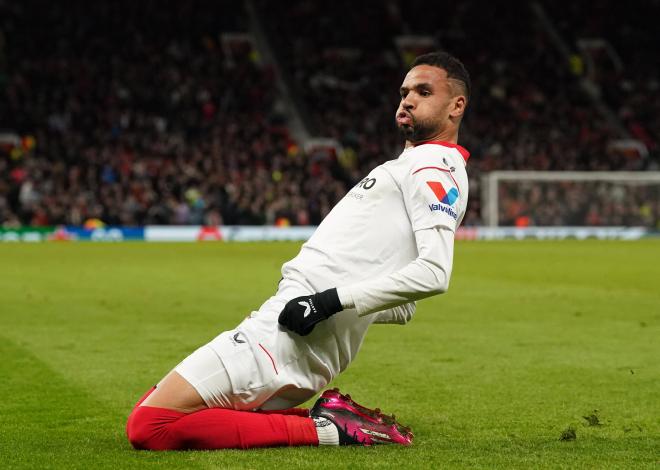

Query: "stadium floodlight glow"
<box><xmin>482</xmin><ymin>171</ymin><xmax>660</xmax><ymax>227</ymax></box>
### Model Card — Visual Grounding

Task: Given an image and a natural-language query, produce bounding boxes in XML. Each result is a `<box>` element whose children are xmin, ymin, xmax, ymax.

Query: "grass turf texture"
<box><xmin>1</xmin><ymin>240</ymin><xmax>659</xmax><ymax>469</ymax></box>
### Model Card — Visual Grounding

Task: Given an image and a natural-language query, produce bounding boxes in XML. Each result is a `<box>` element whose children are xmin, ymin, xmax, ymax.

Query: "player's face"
<box><xmin>396</xmin><ymin>65</ymin><xmax>464</xmax><ymax>143</ymax></box>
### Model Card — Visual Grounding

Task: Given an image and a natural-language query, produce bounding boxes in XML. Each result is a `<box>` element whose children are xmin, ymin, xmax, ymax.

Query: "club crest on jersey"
<box><xmin>426</xmin><ymin>181</ymin><xmax>459</xmax><ymax>220</ymax></box>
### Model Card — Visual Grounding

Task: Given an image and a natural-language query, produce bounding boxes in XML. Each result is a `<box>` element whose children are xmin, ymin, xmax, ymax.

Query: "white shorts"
<box><xmin>174</xmin><ymin>340</ymin><xmax>303</xmax><ymax>411</ymax></box>
<box><xmin>174</xmin><ymin>279</ymin><xmax>332</xmax><ymax>411</ymax></box>
<box><xmin>173</xmin><ymin>345</ymin><xmax>233</xmax><ymax>409</ymax></box>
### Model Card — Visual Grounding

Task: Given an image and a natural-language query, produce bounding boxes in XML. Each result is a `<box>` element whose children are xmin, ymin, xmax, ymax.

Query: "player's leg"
<box><xmin>139</xmin><ymin>370</ymin><xmax>207</xmax><ymax>413</ymax></box>
<box><xmin>127</xmin><ymin>380</ymin><xmax>413</xmax><ymax>449</ymax></box>
<box><xmin>139</xmin><ymin>370</ymin><xmax>311</xmax><ymax>416</ymax></box>
<box><xmin>126</xmin><ymin>346</ymin><xmax>319</xmax><ymax>450</ymax></box>
<box><xmin>128</xmin><ymin>403</ymin><xmax>318</xmax><ymax>450</ymax></box>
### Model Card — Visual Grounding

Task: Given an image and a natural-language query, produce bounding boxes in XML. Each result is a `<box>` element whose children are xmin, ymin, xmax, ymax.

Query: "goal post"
<box><xmin>482</xmin><ymin>171</ymin><xmax>660</xmax><ymax>227</ymax></box>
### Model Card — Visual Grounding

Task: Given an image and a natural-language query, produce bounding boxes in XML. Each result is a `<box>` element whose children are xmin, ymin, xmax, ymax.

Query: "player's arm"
<box><xmin>372</xmin><ymin>301</ymin><xmax>416</xmax><ymax>325</ymax></box>
<box><xmin>277</xmin><ymin>227</ymin><xmax>450</xmax><ymax>335</ymax></box>
<box><xmin>337</xmin><ymin>226</ymin><xmax>453</xmax><ymax>316</ymax></box>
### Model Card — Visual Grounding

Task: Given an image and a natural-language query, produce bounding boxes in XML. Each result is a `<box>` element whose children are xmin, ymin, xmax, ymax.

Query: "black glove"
<box><xmin>278</xmin><ymin>288</ymin><xmax>343</xmax><ymax>336</ymax></box>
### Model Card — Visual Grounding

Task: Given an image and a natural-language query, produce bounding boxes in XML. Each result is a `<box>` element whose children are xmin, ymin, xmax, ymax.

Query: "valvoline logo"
<box><xmin>426</xmin><ymin>181</ymin><xmax>459</xmax><ymax>206</ymax></box>
<box><xmin>426</xmin><ymin>181</ymin><xmax>459</xmax><ymax>220</ymax></box>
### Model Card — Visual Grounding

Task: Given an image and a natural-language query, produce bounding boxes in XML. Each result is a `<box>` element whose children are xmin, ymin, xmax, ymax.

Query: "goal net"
<box><xmin>482</xmin><ymin>171</ymin><xmax>660</xmax><ymax>227</ymax></box>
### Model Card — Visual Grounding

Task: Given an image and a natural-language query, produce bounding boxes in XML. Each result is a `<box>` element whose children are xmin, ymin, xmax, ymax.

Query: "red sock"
<box><xmin>255</xmin><ymin>408</ymin><xmax>311</xmax><ymax>417</ymax></box>
<box><xmin>126</xmin><ymin>389</ymin><xmax>318</xmax><ymax>450</ymax></box>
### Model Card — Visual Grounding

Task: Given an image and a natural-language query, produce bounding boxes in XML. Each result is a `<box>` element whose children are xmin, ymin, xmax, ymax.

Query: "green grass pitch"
<box><xmin>1</xmin><ymin>240</ymin><xmax>659</xmax><ymax>469</ymax></box>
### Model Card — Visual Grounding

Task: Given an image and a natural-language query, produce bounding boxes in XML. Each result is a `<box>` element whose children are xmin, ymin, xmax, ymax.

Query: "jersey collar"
<box><xmin>414</xmin><ymin>140</ymin><xmax>470</xmax><ymax>163</ymax></box>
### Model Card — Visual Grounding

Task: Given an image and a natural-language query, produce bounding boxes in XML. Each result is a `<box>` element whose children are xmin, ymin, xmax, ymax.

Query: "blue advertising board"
<box><xmin>62</xmin><ymin>226</ymin><xmax>145</xmax><ymax>241</ymax></box>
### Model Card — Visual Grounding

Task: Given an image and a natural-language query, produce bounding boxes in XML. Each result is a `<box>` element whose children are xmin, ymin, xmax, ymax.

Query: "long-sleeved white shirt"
<box><xmin>283</xmin><ymin>141</ymin><xmax>468</xmax><ymax>316</ymax></box>
<box><xmin>235</xmin><ymin>141</ymin><xmax>470</xmax><ymax>400</ymax></box>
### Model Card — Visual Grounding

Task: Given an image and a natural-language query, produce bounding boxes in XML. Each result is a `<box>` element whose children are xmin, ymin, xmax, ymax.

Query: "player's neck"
<box><xmin>407</xmin><ymin>130</ymin><xmax>458</xmax><ymax>148</ymax></box>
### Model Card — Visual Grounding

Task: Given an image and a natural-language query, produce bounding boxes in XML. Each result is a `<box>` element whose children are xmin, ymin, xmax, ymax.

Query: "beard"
<box><xmin>396</xmin><ymin>113</ymin><xmax>438</xmax><ymax>143</ymax></box>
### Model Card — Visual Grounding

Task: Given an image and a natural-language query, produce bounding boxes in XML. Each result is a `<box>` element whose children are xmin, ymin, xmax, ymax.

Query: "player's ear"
<box><xmin>449</xmin><ymin>95</ymin><xmax>466</xmax><ymax>119</ymax></box>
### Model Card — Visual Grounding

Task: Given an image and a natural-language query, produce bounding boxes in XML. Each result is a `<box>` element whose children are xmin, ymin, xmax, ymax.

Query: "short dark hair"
<box><xmin>411</xmin><ymin>52</ymin><xmax>471</xmax><ymax>101</ymax></box>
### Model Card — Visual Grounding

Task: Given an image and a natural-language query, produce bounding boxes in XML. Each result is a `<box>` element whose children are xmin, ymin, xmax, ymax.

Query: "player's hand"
<box><xmin>278</xmin><ymin>288</ymin><xmax>343</xmax><ymax>336</ymax></box>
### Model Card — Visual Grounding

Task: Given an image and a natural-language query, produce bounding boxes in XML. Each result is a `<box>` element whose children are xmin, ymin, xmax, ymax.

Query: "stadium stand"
<box><xmin>540</xmin><ymin>0</ymin><xmax>659</xmax><ymax>166</ymax></box>
<box><xmin>1</xmin><ymin>0</ymin><xmax>658</xmax><ymax>228</ymax></box>
<box><xmin>497</xmin><ymin>180</ymin><xmax>659</xmax><ymax>227</ymax></box>
<box><xmin>259</xmin><ymin>0</ymin><xmax>652</xmax><ymax>226</ymax></box>
<box><xmin>0</xmin><ymin>0</ymin><xmax>346</xmax><ymax>227</ymax></box>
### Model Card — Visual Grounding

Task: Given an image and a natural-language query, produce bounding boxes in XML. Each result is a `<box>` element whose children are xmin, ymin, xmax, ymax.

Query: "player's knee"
<box><xmin>126</xmin><ymin>406</ymin><xmax>163</xmax><ymax>450</ymax></box>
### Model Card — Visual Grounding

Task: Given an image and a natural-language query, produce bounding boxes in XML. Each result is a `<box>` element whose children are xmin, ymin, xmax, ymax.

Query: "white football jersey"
<box><xmin>230</xmin><ymin>141</ymin><xmax>470</xmax><ymax>407</ymax></box>
<box><xmin>282</xmin><ymin>141</ymin><xmax>469</xmax><ymax>299</ymax></box>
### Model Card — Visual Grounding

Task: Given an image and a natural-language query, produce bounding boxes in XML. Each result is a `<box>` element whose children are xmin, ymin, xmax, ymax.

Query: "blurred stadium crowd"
<box><xmin>1</xmin><ymin>0</ymin><xmax>658</xmax><ymax>228</ymax></box>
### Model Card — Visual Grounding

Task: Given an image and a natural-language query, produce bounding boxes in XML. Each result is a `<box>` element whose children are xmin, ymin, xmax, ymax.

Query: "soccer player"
<box><xmin>127</xmin><ymin>51</ymin><xmax>471</xmax><ymax>449</ymax></box>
